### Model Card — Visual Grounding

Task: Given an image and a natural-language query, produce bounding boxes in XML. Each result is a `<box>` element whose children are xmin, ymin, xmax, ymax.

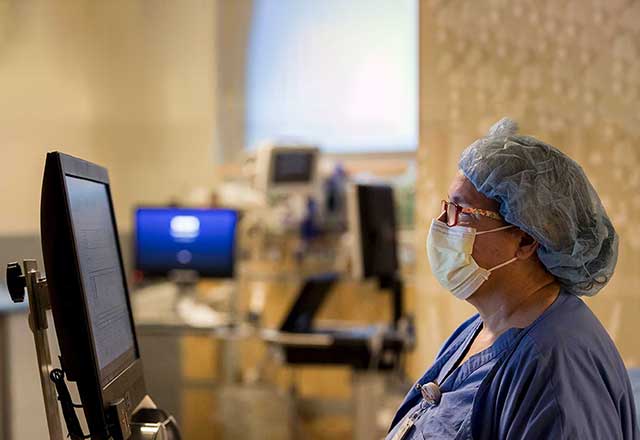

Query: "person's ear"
<box><xmin>515</xmin><ymin>232</ymin><xmax>539</xmax><ymax>259</ymax></box>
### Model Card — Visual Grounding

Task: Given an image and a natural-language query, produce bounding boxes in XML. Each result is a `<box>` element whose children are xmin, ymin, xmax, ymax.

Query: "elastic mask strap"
<box><xmin>475</xmin><ymin>225</ymin><xmax>514</xmax><ymax>236</ymax></box>
<box><xmin>488</xmin><ymin>257</ymin><xmax>518</xmax><ymax>272</ymax></box>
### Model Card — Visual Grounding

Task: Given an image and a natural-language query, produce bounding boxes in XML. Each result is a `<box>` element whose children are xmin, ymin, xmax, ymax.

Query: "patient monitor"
<box><xmin>347</xmin><ymin>182</ymin><xmax>399</xmax><ymax>280</ymax></box>
<box><xmin>40</xmin><ymin>152</ymin><xmax>179</xmax><ymax>439</ymax></box>
<box><xmin>347</xmin><ymin>182</ymin><xmax>403</xmax><ymax>325</ymax></box>
<box><xmin>255</xmin><ymin>143</ymin><xmax>319</xmax><ymax>196</ymax></box>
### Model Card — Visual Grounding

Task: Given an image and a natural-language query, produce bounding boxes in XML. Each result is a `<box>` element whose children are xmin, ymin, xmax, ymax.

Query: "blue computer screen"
<box><xmin>135</xmin><ymin>208</ymin><xmax>237</xmax><ymax>278</ymax></box>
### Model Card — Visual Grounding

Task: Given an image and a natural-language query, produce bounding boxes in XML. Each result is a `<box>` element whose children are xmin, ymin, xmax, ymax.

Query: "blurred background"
<box><xmin>0</xmin><ymin>0</ymin><xmax>639</xmax><ymax>439</ymax></box>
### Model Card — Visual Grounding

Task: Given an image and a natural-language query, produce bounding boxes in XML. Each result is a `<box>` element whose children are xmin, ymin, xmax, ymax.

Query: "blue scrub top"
<box><xmin>387</xmin><ymin>290</ymin><xmax>639</xmax><ymax>440</ymax></box>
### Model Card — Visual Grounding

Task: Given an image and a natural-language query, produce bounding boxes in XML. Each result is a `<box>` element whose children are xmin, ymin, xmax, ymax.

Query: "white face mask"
<box><xmin>426</xmin><ymin>219</ymin><xmax>517</xmax><ymax>300</ymax></box>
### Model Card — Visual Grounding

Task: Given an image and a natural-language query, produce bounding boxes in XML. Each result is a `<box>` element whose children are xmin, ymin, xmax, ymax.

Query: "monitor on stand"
<box><xmin>347</xmin><ymin>182</ymin><xmax>403</xmax><ymax>326</ymax></box>
<box><xmin>41</xmin><ymin>152</ymin><xmax>175</xmax><ymax>439</ymax></box>
<box><xmin>255</xmin><ymin>143</ymin><xmax>320</xmax><ymax>198</ymax></box>
<box><xmin>134</xmin><ymin>207</ymin><xmax>238</xmax><ymax>283</ymax></box>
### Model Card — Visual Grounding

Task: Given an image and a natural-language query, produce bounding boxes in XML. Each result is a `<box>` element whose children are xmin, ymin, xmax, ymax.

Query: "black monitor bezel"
<box><xmin>41</xmin><ymin>152</ymin><xmax>145</xmax><ymax>438</ymax></box>
<box><xmin>356</xmin><ymin>183</ymin><xmax>399</xmax><ymax>279</ymax></box>
<box><xmin>133</xmin><ymin>205</ymin><xmax>239</xmax><ymax>280</ymax></box>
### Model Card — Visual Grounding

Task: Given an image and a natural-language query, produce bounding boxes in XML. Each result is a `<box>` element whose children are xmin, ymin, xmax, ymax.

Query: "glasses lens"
<box><xmin>446</xmin><ymin>202</ymin><xmax>457</xmax><ymax>226</ymax></box>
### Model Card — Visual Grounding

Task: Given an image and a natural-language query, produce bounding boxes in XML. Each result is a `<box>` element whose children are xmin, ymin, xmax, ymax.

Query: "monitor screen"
<box><xmin>135</xmin><ymin>208</ymin><xmax>237</xmax><ymax>278</ymax></box>
<box><xmin>350</xmin><ymin>183</ymin><xmax>399</xmax><ymax>279</ymax></box>
<box><xmin>66</xmin><ymin>176</ymin><xmax>136</xmax><ymax>374</ymax></box>
<box><xmin>359</xmin><ymin>184</ymin><xmax>398</xmax><ymax>278</ymax></box>
<box><xmin>272</xmin><ymin>151</ymin><xmax>314</xmax><ymax>184</ymax></box>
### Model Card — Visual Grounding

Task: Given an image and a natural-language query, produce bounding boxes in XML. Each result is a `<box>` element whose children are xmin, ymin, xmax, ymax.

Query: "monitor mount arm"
<box><xmin>6</xmin><ymin>260</ymin><xmax>66</xmax><ymax>440</ymax></box>
<box><xmin>377</xmin><ymin>273</ymin><xmax>404</xmax><ymax>328</ymax></box>
<box><xmin>6</xmin><ymin>260</ymin><xmax>180</xmax><ymax>440</ymax></box>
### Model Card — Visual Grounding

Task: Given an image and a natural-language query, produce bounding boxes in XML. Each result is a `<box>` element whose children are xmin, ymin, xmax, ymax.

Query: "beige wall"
<box><xmin>413</xmin><ymin>0</ymin><xmax>640</xmax><ymax>377</ymax></box>
<box><xmin>0</xmin><ymin>0</ymin><xmax>222</xmax><ymax>235</ymax></box>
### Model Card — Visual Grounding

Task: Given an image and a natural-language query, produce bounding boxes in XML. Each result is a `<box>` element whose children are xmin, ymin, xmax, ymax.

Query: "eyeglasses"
<box><xmin>441</xmin><ymin>200</ymin><xmax>502</xmax><ymax>227</ymax></box>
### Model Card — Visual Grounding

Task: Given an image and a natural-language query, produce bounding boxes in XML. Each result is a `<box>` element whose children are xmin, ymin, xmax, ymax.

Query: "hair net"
<box><xmin>458</xmin><ymin>117</ymin><xmax>618</xmax><ymax>296</ymax></box>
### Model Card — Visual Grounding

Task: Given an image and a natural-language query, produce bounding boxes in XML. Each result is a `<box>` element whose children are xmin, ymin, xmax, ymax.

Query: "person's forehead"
<box><xmin>448</xmin><ymin>173</ymin><xmax>500</xmax><ymax>211</ymax></box>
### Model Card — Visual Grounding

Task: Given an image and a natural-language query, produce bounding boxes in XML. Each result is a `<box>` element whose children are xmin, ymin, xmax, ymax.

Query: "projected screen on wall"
<box><xmin>246</xmin><ymin>0</ymin><xmax>418</xmax><ymax>153</ymax></box>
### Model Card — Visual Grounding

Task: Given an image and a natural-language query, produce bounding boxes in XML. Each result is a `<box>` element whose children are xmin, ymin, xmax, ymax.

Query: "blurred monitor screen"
<box><xmin>348</xmin><ymin>183</ymin><xmax>399</xmax><ymax>279</ymax></box>
<box><xmin>255</xmin><ymin>144</ymin><xmax>319</xmax><ymax>195</ymax></box>
<box><xmin>135</xmin><ymin>208</ymin><xmax>237</xmax><ymax>278</ymax></box>
<box><xmin>273</xmin><ymin>151</ymin><xmax>314</xmax><ymax>184</ymax></box>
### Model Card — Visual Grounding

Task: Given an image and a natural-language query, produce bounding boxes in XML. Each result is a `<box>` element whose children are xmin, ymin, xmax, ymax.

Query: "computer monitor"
<box><xmin>347</xmin><ymin>182</ymin><xmax>399</xmax><ymax>280</ymax></box>
<box><xmin>41</xmin><ymin>152</ymin><xmax>145</xmax><ymax>439</ymax></box>
<box><xmin>255</xmin><ymin>143</ymin><xmax>319</xmax><ymax>196</ymax></box>
<box><xmin>134</xmin><ymin>207</ymin><xmax>237</xmax><ymax>279</ymax></box>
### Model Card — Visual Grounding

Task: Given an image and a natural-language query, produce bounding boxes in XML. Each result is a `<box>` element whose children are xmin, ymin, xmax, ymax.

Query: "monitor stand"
<box><xmin>168</xmin><ymin>269</ymin><xmax>200</xmax><ymax>305</ymax></box>
<box><xmin>6</xmin><ymin>260</ymin><xmax>182</xmax><ymax>440</ymax></box>
<box><xmin>377</xmin><ymin>274</ymin><xmax>404</xmax><ymax>329</ymax></box>
<box><xmin>6</xmin><ymin>260</ymin><xmax>64</xmax><ymax>440</ymax></box>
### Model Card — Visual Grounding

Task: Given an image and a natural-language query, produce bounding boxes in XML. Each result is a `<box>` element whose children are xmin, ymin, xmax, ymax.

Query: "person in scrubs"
<box><xmin>387</xmin><ymin>118</ymin><xmax>638</xmax><ymax>439</ymax></box>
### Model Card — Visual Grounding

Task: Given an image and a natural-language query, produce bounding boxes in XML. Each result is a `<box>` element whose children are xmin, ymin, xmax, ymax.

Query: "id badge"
<box><xmin>390</xmin><ymin>417</ymin><xmax>415</xmax><ymax>440</ymax></box>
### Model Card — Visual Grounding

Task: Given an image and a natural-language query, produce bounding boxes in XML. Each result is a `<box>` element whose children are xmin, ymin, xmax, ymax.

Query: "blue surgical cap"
<box><xmin>458</xmin><ymin>118</ymin><xmax>618</xmax><ymax>296</ymax></box>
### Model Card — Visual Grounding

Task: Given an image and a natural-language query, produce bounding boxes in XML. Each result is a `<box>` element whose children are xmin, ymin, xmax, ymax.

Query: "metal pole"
<box><xmin>23</xmin><ymin>260</ymin><xmax>64</xmax><ymax>440</ymax></box>
<box><xmin>353</xmin><ymin>371</ymin><xmax>386</xmax><ymax>440</ymax></box>
<box><xmin>0</xmin><ymin>314</ymin><xmax>10</xmax><ymax>440</ymax></box>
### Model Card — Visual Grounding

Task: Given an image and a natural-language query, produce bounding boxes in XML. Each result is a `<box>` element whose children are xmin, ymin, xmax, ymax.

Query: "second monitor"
<box><xmin>135</xmin><ymin>207</ymin><xmax>238</xmax><ymax>280</ymax></box>
<box><xmin>347</xmin><ymin>182</ymin><xmax>399</xmax><ymax>280</ymax></box>
<box><xmin>255</xmin><ymin>143</ymin><xmax>320</xmax><ymax>196</ymax></box>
